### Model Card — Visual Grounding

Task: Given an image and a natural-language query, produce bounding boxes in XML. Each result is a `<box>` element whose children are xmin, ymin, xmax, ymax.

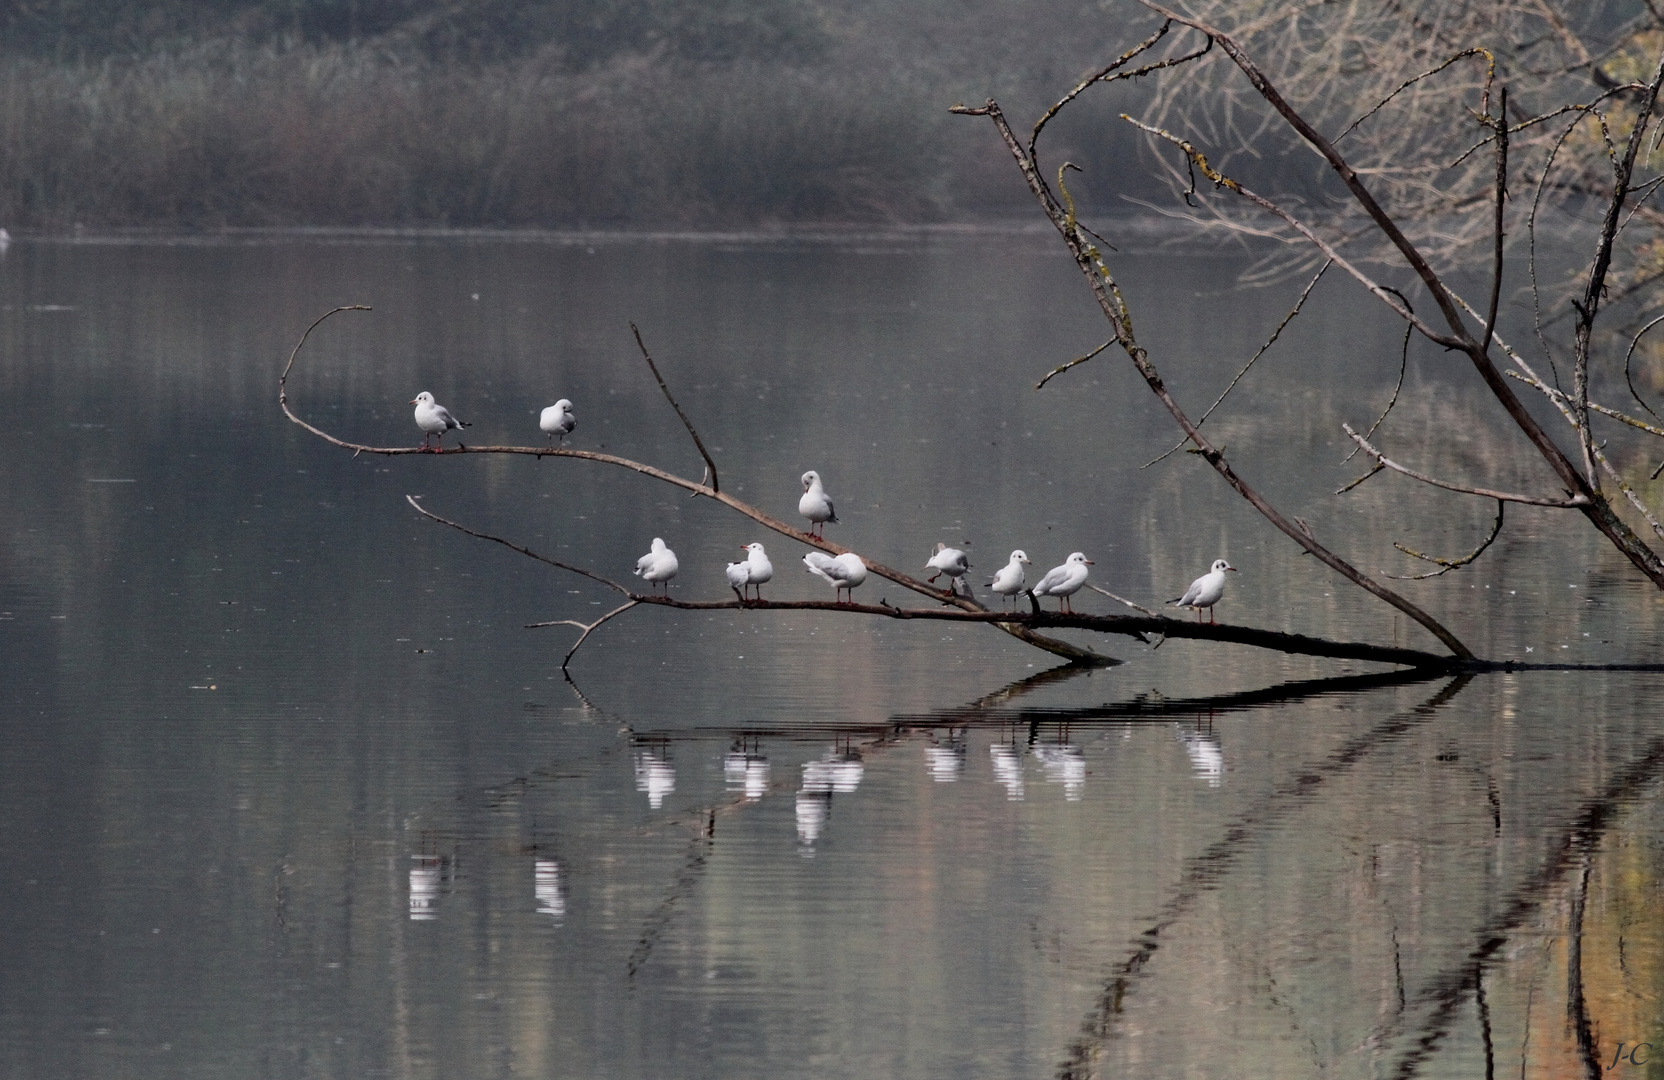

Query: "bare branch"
<box><xmin>1336</xmin><ymin>48</ymin><xmax>1494</xmax><ymax>144</ymax></box>
<box><xmin>535</xmin><ymin>601</ymin><xmax>641</xmax><ymax>671</ymax></box>
<box><xmin>1145</xmin><ymin>259</ymin><xmax>1331</xmax><ymax>468</ymax></box>
<box><xmin>1481</xmin><ymin>84</ymin><xmax>1509</xmax><ymax>362</ymax></box>
<box><xmin>1086</xmin><ymin>584</ymin><xmax>1159</xmax><ymax>618</ymax></box>
<box><xmin>405</xmin><ymin>495</ymin><xmax>632</xmax><ymax>592</ymax></box>
<box><xmin>1624</xmin><ymin>312</ymin><xmax>1664</xmax><ymax>421</ymax></box>
<box><xmin>1342</xmin><ymin>292</ymin><xmax>1414</xmax><ymax>465</ymax></box>
<box><xmin>631</xmin><ymin>323</ymin><xmax>721</xmax><ymax>493</ymax></box>
<box><xmin>1507</xmin><ymin>369</ymin><xmax>1664</xmax><ymax>439</ymax></box>
<box><xmin>1387</xmin><ymin>501</ymin><xmax>1506</xmax><ymax>579</ymax></box>
<box><xmin>1340</xmin><ymin>424</ymin><xmax>1589</xmax><ymax>508</ymax></box>
<box><xmin>1121</xmin><ymin>116</ymin><xmax>1465</xmax><ymax>348</ymax></box>
<box><xmin>1036</xmin><ymin>338</ymin><xmax>1113</xmax><ymax>390</ymax></box>
<box><xmin>958</xmin><ymin>101</ymin><xmax>1476</xmax><ymax>660</ymax></box>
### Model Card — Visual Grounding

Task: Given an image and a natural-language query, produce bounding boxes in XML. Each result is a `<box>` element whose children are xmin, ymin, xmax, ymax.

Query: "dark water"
<box><xmin>3</xmin><ymin>229</ymin><xmax>1664</xmax><ymax>1079</ymax></box>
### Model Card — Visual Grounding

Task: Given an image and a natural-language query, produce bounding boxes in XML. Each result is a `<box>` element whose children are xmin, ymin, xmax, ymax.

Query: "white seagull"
<box><xmin>411</xmin><ymin>391</ymin><xmax>469</xmax><ymax>451</ymax></box>
<box><xmin>1170</xmin><ymin>559</ymin><xmax>1237</xmax><ymax>623</ymax></box>
<box><xmin>924</xmin><ymin>543</ymin><xmax>971</xmax><ymax>595</ymax></box>
<box><xmin>989</xmin><ymin>550</ymin><xmax>1031</xmax><ymax>609</ymax></box>
<box><xmin>540</xmin><ymin>399</ymin><xmax>575</xmax><ymax>447</ymax></box>
<box><xmin>799</xmin><ymin>471</ymin><xmax>838</xmax><ymax>537</ymax></box>
<box><xmin>726</xmin><ymin>542</ymin><xmax>774</xmax><ymax>601</ymax></box>
<box><xmin>1031</xmin><ymin>552</ymin><xmax>1093</xmax><ymax>613</ymax></box>
<box><xmin>633</xmin><ymin>537</ymin><xmax>678</xmax><ymax>593</ymax></box>
<box><xmin>804</xmin><ymin>551</ymin><xmax>868</xmax><ymax>603</ymax></box>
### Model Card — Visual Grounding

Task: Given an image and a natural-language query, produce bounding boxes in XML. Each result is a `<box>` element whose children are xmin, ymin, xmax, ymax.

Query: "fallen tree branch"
<box><xmin>278</xmin><ymin>311</ymin><xmax>1108</xmax><ymax>666</ymax></box>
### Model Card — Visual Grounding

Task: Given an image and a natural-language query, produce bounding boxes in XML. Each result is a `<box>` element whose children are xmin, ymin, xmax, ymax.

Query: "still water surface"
<box><xmin>2</xmin><ymin>229</ymin><xmax>1663</xmax><ymax>1079</ymax></box>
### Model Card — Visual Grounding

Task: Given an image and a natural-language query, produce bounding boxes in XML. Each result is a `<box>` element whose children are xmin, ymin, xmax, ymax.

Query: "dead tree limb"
<box><xmin>279</xmin><ymin>314</ymin><xmax>1107</xmax><ymax>666</ymax></box>
<box><xmin>951</xmin><ymin>99</ymin><xmax>1476</xmax><ymax>661</ymax></box>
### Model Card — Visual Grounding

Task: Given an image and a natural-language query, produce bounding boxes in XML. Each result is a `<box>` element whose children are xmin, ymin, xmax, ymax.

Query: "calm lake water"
<box><xmin>2</xmin><ymin>228</ymin><xmax>1664</xmax><ymax>1079</ymax></box>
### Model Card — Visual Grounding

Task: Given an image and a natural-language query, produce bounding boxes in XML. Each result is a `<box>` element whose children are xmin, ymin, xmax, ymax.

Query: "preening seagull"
<box><xmin>989</xmin><ymin>550</ymin><xmax>1031</xmax><ymax>610</ymax></box>
<box><xmin>411</xmin><ymin>391</ymin><xmax>469</xmax><ymax>451</ymax></box>
<box><xmin>1031</xmin><ymin>552</ymin><xmax>1092</xmax><ymax>613</ymax></box>
<box><xmin>633</xmin><ymin>537</ymin><xmax>678</xmax><ymax>593</ymax></box>
<box><xmin>540</xmin><ymin>399</ymin><xmax>575</xmax><ymax>447</ymax></box>
<box><xmin>799</xmin><ymin>471</ymin><xmax>838</xmax><ymax>537</ymax></box>
<box><xmin>1170</xmin><ymin>559</ymin><xmax>1237</xmax><ymax>623</ymax></box>
<box><xmin>804</xmin><ymin>550</ymin><xmax>868</xmax><ymax>603</ymax></box>
<box><xmin>726</xmin><ymin>542</ymin><xmax>774</xmax><ymax>601</ymax></box>
<box><xmin>924</xmin><ymin>543</ymin><xmax>971</xmax><ymax>594</ymax></box>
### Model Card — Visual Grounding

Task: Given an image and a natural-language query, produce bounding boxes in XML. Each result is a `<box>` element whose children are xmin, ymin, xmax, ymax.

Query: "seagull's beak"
<box><xmin>1226</xmin><ymin>566</ymin><xmax>1238</xmax><ymax>572</ymax></box>
<box><xmin>1084</xmin><ymin>559</ymin><xmax>1095</xmax><ymax>565</ymax></box>
<box><xmin>409</xmin><ymin>398</ymin><xmax>417</xmax><ymax>405</ymax></box>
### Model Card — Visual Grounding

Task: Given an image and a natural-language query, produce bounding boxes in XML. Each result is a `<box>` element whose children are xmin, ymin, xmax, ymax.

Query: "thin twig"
<box><xmin>405</xmin><ymin>496</ymin><xmax>631</xmax><ymax>592</ymax></box>
<box><xmin>1086</xmin><ymin>584</ymin><xmax>1159</xmax><ymax>617</ymax></box>
<box><xmin>1341</xmin><ymin>290</ymin><xmax>1414</xmax><ymax>465</ymax></box>
<box><xmin>1145</xmin><ymin>260</ymin><xmax>1330</xmax><ymax>468</ymax></box>
<box><xmin>1481</xmin><ymin>84</ymin><xmax>1509</xmax><ymax>361</ymax></box>
<box><xmin>1386</xmin><ymin>501</ymin><xmax>1506</xmax><ymax>579</ymax></box>
<box><xmin>1507</xmin><ymin>369</ymin><xmax>1664</xmax><ymax>439</ymax></box>
<box><xmin>548</xmin><ymin>601</ymin><xmax>640</xmax><ymax>670</ymax></box>
<box><xmin>1036</xmin><ymin>338</ymin><xmax>1114</xmax><ymax>390</ymax></box>
<box><xmin>1340</xmin><ymin>424</ymin><xmax>1589</xmax><ymax>508</ymax></box>
<box><xmin>1120</xmin><ymin>116</ymin><xmax>1463</xmax><ymax>349</ymax></box>
<box><xmin>1624</xmin><ymin>312</ymin><xmax>1664</xmax><ymax>420</ymax></box>
<box><xmin>1336</xmin><ymin>48</ymin><xmax>1494</xmax><ymax>144</ymax></box>
<box><xmin>631</xmin><ymin>323</ymin><xmax>721</xmax><ymax>493</ymax></box>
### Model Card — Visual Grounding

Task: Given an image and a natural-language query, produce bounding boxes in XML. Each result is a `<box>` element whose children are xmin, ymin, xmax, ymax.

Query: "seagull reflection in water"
<box><xmin>723</xmin><ymin>750</ymin><xmax>770</xmax><ymax>801</ymax></box>
<box><xmin>409</xmin><ymin>854</ymin><xmax>446</xmax><ymax>921</ymax></box>
<box><xmin>990</xmin><ymin>742</ymin><xmax>1026</xmax><ymax>801</ymax></box>
<box><xmin>535</xmin><ymin>858</ymin><xmax>567</xmax><ymax>922</ymax></box>
<box><xmin>1178</xmin><ymin>726</ymin><xmax>1224</xmax><ymax>787</ymax></box>
<box><xmin>634</xmin><ymin>746</ymin><xmax>676</xmax><ymax>809</ymax></box>
<box><xmin>796</xmin><ymin>749</ymin><xmax>865</xmax><ymax>853</ymax></box>
<box><xmin>924</xmin><ymin>731</ymin><xmax>967</xmax><ymax>782</ymax></box>
<box><xmin>1034</xmin><ymin>740</ymin><xmax>1086</xmax><ymax>801</ymax></box>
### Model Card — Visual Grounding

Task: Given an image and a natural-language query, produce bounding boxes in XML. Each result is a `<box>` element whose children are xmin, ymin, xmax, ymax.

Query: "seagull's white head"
<box><xmin>1011</xmin><ymin>550</ymin><xmax>1030</xmax><ymax>565</ymax></box>
<box><xmin>554</xmin><ymin>399</ymin><xmax>573</xmax><ymax>413</ymax></box>
<box><xmin>650</xmin><ymin>537</ymin><xmax>667</xmax><ymax>552</ymax></box>
<box><xmin>745</xmin><ymin>542</ymin><xmax>767</xmax><ymax>556</ymax></box>
<box><xmin>412</xmin><ymin>391</ymin><xmax>434</xmax><ymax>406</ymax></box>
<box><xmin>1068</xmin><ymin>552</ymin><xmax>1093</xmax><ymax>565</ymax></box>
<box><xmin>1212</xmin><ymin>559</ymin><xmax>1237</xmax><ymax>574</ymax></box>
<box><xmin>801</xmin><ymin>470</ymin><xmax>820</xmax><ymax>491</ymax></box>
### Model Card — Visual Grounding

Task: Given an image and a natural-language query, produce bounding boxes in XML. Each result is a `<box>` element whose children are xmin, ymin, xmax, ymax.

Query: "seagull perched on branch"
<box><xmin>726</xmin><ymin>543</ymin><xmax>773</xmax><ymax>601</ymax></box>
<box><xmin>411</xmin><ymin>391</ymin><xmax>468</xmax><ymax>451</ymax></box>
<box><xmin>1031</xmin><ymin>552</ymin><xmax>1092</xmax><ymax>612</ymax></box>
<box><xmin>799</xmin><ymin>471</ymin><xmax>838</xmax><ymax>537</ymax></box>
<box><xmin>1170</xmin><ymin>559</ymin><xmax>1237</xmax><ymax>623</ymax></box>
<box><xmin>633</xmin><ymin>538</ymin><xmax>678</xmax><ymax>593</ymax></box>
<box><xmin>989</xmin><ymin>550</ymin><xmax>1030</xmax><ymax>609</ymax></box>
<box><xmin>804</xmin><ymin>551</ymin><xmax>867</xmax><ymax>603</ymax></box>
<box><xmin>540</xmin><ymin>399</ymin><xmax>575</xmax><ymax>447</ymax></box>
<box><xmin>924</xmin><ymin>543</ymin><xmax>971</xmax><ymax>594</ymax></box>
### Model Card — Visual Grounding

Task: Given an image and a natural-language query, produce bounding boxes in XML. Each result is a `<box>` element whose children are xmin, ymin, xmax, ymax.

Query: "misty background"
<box><xmin>0</xmin><ymin>0</ymin><xmax>1180</xmax><ymax>228</ymax></box>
